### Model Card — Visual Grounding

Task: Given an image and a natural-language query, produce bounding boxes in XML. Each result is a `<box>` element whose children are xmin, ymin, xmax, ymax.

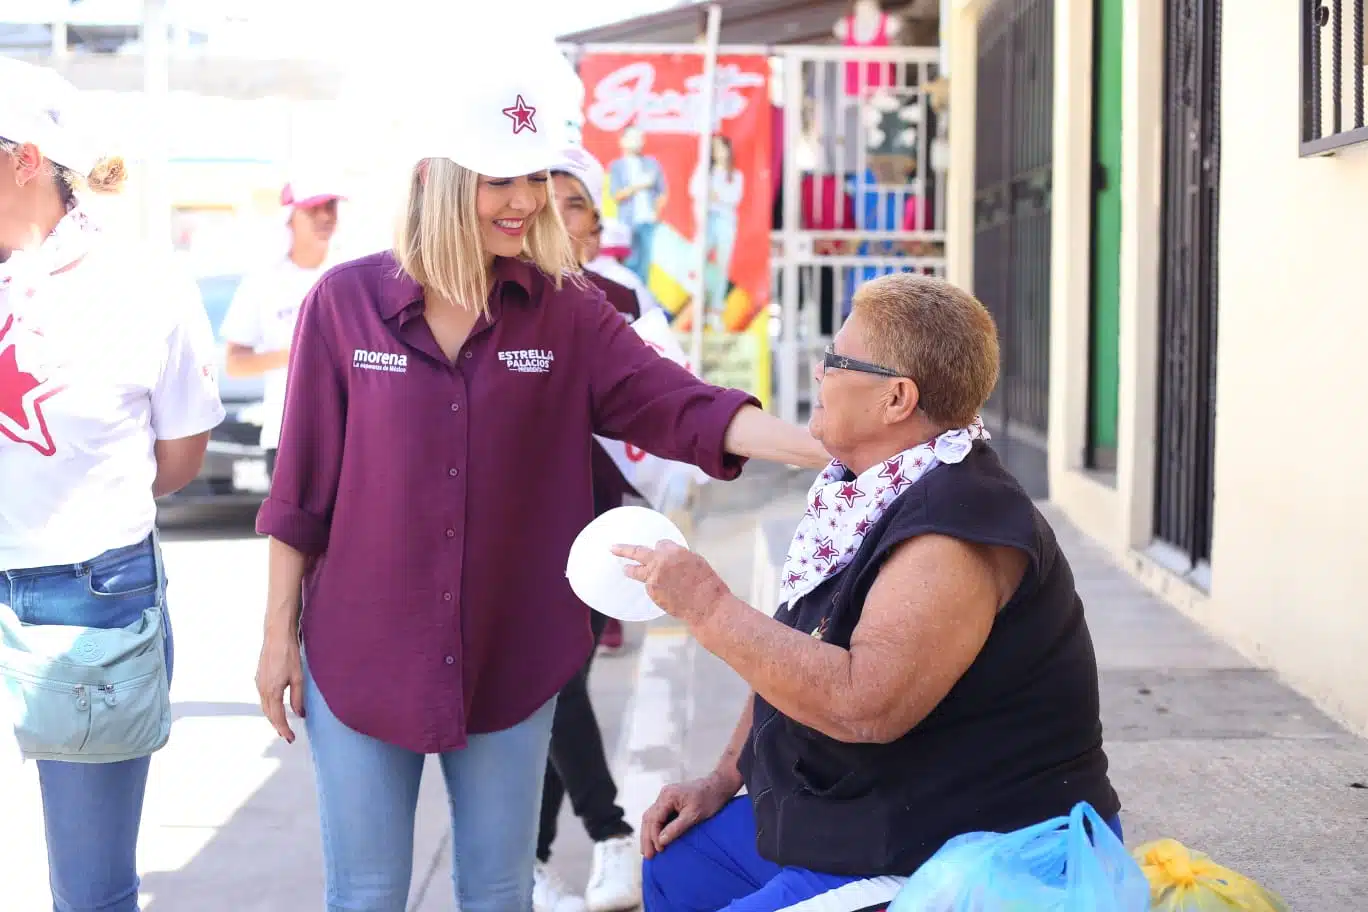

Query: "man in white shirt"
<box><xmin>219</xmin><ymin>180</ymin><xmax>343</xmax><ymax>477</ymax></box>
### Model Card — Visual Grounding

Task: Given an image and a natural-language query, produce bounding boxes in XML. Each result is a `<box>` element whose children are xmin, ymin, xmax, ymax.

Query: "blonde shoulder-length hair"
<box><xmin>394</xmin><ymin>158</ymin><xmax>581</xmax><ymax>316</ymax></box>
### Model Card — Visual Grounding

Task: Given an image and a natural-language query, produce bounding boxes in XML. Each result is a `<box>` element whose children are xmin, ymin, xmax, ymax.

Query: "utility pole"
<box><xmin>50</xmin><ymin>0</ymin><xmax>68</xmax><ymax>58</ymax></box>
<box><xmin>142</xmin><ymin>0</ymin><xmax>172</xmax><ymax>249</ymax></box>
<box><xmin>688</xmin><ymin>3</ymin><xmax>722</xmax><ymax>380</ymax></box>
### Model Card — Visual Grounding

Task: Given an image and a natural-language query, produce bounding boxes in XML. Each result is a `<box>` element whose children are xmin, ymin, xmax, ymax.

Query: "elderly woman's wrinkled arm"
<box><xmin>691</xmin><ymin>534</ymin><xmax>1004</xmax><ymax>744</ymax></box>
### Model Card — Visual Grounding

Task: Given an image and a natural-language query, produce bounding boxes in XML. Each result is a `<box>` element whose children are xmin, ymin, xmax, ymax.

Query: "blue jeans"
<box><xmin>303</xmin><ymin>660</ymin><xmax>557</xmax><ymax>912</ymax></box>
<box><xmin>2</xmin><ymin>534</ymin><xmax>172</xmax><ymax>912</ymax></box>
<box><xmin>704</xmin><ymin>211</ymin><xmax>737</xmax><ymax>313</ymax></box>
<box><xmin>644</xmin><ymin>797</ymin><xmax>1125</xmax><ymax>912</ymax></box>
<box><xmin>626</xmin><ymin>220</ymin><xmax>659</xmax><ymax>284</ymax></box>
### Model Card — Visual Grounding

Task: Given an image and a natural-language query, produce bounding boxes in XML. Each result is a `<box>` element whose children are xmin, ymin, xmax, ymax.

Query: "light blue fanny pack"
<box><xmin>0</xmin><ymin>543</ymin><xmax>171</xmax><ymax>764</ymax></box>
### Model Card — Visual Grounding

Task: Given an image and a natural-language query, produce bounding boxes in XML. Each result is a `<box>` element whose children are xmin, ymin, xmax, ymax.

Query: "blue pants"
<box><xmin>626</xmin><ymin>221</ymin><xmax>659</xmax><ymax>284</ymax></box>
<box><xmin>704</xmin><ymin>212</ymin><xmax>738</xmax><ymax>314</ymax></box>
<box><xmin>644</xmin><ymin>798</ymin><xmax>860</xmax><ymax>912</ymax></box>
<box><xmin>303</xmin><ymin>660</ymin><xmax>557</xmax><ymax>912</ymax></box>
<box><xmin>644</xmin><ymin>796</ymin><xmax>1125</xmax><ymax>912</ymax></box>
<box><xmin>2</xmin><ymin>535</ymin><xmax>173</xmax><ymax>912</ymax></box>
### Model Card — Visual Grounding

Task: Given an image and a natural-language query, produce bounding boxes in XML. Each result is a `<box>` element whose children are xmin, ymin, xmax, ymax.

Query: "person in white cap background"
<box><xmin>220</xmin><ymin>179</ymin><xmax>344</xmax><ymax>478</ymax></box>
<box><xmin>252</xmin><ymin>45</ymin><xmax>830</xmax><ymax>912</ymax></box>
<box><xmin>552</xmin><ymin>145</ymin><xmax>660</xmax><ymax>322</ymax></box>
<box><xmin>527</xmin><ymin>147</ymin><xmax>647</xmax><ymax>912</ymax></box>
<box><xmin>0</xmin><ymin>59</ymin><xmax>224</xmax><ymax>912</ymax></box>
<box><xmin>551</xmin><ymin>145</ymin><xmax>664</xmax><ymax>660</ymax></box>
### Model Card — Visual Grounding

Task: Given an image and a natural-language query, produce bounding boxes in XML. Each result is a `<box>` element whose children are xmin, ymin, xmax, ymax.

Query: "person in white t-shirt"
<box><xmin>220</xmin><ymin>180</ymin><xmax>342</xmax><ymax>476</ymax></box>
<box><xmin>0</xmin><ymin>59</ymin><xmax>225</xmax><ymax>912</ymax></box>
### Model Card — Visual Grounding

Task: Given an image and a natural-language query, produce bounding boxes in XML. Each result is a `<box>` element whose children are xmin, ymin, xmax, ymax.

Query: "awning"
<box><xmin>558</xmin><ymin>0</ymin><xmax>935</xmax><ymax>48</ymax></box>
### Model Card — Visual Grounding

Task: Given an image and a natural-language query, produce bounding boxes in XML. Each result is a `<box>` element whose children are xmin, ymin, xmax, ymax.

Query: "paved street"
<box><xmin>4</xmin><ymin>466</ymin><xmax>1368</xmax><ymax>910</ymax></box>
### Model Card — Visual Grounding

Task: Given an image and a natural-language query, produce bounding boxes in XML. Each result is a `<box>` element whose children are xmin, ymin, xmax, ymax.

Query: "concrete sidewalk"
<box><xmin>623</xmin><ymin>464</ymin><xmax>1368</xmax><ymax>910</ymax></box>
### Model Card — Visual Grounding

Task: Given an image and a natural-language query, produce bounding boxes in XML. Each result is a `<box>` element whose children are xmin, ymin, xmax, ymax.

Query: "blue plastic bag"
<box><xmin>889</xmin><ymin>802</ymin><xmax>1150</xmax><ymax>912</ymax></box>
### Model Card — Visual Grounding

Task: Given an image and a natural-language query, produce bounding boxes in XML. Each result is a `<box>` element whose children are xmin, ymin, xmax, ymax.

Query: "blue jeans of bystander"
<box><xmin>2</xmin><ymin>534</ymin><xmax>172</xmax><ymax>912</ymax></box>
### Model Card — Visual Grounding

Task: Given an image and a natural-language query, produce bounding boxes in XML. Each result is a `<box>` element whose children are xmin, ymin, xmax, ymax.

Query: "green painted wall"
<box><xmin>1089</xmin><ymin>0</ymin><xmax>1122</xmax><ymax>460</ymax></box>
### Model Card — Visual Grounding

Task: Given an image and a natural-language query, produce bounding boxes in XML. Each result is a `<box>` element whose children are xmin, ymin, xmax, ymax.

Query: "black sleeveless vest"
<box><xmin>737</xmin><ymin>442</ymin><xmax>1119</xmax><ymax>876</ymax></box>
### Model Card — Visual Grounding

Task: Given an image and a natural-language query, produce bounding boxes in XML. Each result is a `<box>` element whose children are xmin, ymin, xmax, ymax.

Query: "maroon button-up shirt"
<box><xmin>257</xmin><ymin>252</ymin><xmax>755</xmax><ymax>753</ymax></box>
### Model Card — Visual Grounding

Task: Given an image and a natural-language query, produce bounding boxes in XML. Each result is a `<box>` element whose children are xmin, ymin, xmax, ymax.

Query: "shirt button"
<box><xmin>445</xmin><ymin>655</ymin><xmax>455</xmax><ymax>665</ymax></box>
<box><xmin>450</xmin><ymin>403</ymin><xmax>460</xmax><ymax>412</ymax></box>
<box><xmin>448</xmin><ymin>468</ymin><xmax>459</xmax><ymax>477</ymax></box>
<box><xmin>443</xmin><ymin>591</ymin><xmax>453</xmax><ymax>601</ymax></box>
<box><xmin>445</xmin><ymin>528</ymin><xmax>456</xmax><ymax>538</ymax></box>
<box><xmin>464</xmin><ymin>351</ymin><xmax>473</xmax><ymax>359</ymax></box>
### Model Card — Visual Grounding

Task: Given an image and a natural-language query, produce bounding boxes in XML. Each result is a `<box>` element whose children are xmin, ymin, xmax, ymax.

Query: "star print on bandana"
<box><xmin>812</xmin><ymin>537</ymin><xmax>840</xmax><ymax>566</ymax></box>
<box><xmin>0</xmin><ymin>315</ymin><xmax>63</xmax><ymax>456</ymax></box>
<box><xmin>777</xmin><ymin>416</ymin><xmax>990</xmax><ymax>608</ymax></box>
<box><xmin>502</xmin><ymin>95</ymin><xmax>538</xmax><ymax>135</ymax></box>
<box><xmin>835</xmin><ymin>481</ymin><xmax>866</xmax><ymax>508</ymax></box>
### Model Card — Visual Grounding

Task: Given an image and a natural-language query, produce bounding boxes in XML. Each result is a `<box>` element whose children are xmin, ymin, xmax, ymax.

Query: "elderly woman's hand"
<box><xmin>612</xmin><ymin>541</ymin><xmax>731</xmax><ymax>626</ymax></box>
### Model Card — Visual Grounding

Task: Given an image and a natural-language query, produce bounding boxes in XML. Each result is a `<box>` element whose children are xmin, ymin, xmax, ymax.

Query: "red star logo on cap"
<box><xmin>0</xmin><ymin>315</ymin><xmax>63</xmax><ymax>456</ymax></box>
<box><xmin>502</xmin><ymin>95</ymin><xmax>538</xmax><ymax>135</ymax></box>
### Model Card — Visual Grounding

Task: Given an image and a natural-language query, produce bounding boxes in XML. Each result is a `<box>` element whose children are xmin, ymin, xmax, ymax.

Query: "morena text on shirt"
<box><xmin>352</xmin><ymin>348</ymin><xmax>409</xmax><ymax>373</ymax></box>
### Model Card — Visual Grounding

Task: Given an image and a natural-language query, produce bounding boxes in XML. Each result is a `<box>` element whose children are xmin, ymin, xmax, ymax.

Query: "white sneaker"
<box><xmin>584</xmin><ymin>835</ymin><xmax>643</xmax><ymax>912</ymax></box>
<box><xmin>534</xmin><ymin>862</ymin><xmax>588</xmax><ymax>912</ymax></box>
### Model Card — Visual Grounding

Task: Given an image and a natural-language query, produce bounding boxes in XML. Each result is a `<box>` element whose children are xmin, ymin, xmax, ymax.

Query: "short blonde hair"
<box><xmin>852</xmin><ymin>273</ymin><xmax>1000</xmax><ymax>427</ymax></box>
<box><xmin>395</xmin><ymin>159</ymin><xmax>579</xmax><ymax>316</ymax></box>
<box><xmin>0</xmin><ymin>137</ymin><xmax>127</xmax><ymax>201</ymax></box>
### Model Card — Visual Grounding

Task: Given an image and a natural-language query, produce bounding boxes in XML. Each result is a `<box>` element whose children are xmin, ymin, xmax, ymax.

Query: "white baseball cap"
<box><xmin>0</xmin><ymin>57</ymin><xmax>99</xmax><ymax>176</ymax></box>
<box><xmin>395</xmin><ymin>48</ymin><xmax>571</xmax><ymax>179</ymax></box>
<box><xmin>551</xmin><ymin>146</ymin><xmax>605</xmax><ymax>213</ymax></box>
<box><xmin>281</xmin><ymin>180</ymin><xmax>347</xmax><ymax>210</ymax></box>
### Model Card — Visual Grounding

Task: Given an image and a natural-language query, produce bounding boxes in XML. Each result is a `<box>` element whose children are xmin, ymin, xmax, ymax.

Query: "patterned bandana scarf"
<box><xmin>0</xmin><ymin>203</ymin><xmax>99</xmax><ymax>302</ymax></box>
<box><xmin>779</xmin><ymin>417</ymin><xmax>990</xmax><ymax>607</ymax></box>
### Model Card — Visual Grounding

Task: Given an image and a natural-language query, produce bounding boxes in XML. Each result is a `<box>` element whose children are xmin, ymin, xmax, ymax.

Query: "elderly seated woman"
<box><xmin>615</xmin><ymin>274</ymin><xmax>1123</xmax><ymax>912</ymax></box>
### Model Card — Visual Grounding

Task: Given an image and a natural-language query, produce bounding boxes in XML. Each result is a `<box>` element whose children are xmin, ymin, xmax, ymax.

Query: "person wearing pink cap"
<box><xmin>220</xmin><ymin>179</ymin><xmax>343</xmax><ymax>478</ymax></box>
<box><xmin>252</xmin><ymin>52</ymin><xmax>828</xmax><ymax>912</ymax></box>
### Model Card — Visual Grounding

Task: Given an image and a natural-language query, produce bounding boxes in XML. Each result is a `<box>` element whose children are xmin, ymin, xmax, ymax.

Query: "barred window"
<box><xmin>1301</xmin><ymin>0</ymin><xmax>1368</xmax><ymax>155</ymax></box>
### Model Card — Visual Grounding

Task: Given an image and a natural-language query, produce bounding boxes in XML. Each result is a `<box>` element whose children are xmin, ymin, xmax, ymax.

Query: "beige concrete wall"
<box><xmin>948</xmin><ymin>0</ymin><xmax>1368</xmax><ymax>731</ymax></box>
<box><xmin>1202</xmin><ymin>0</ymin><xmax>1368</xmax><ymax>730</ymax></box>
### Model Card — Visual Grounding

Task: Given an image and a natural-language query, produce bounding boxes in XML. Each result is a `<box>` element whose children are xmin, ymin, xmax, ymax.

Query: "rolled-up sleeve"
<box><xmin>255</xmin><ymin>285</ymin><xmax>346</xmax><ymax>553</ymax></box>
<box><xmin>583</xmin><ymin>292</ymin><xmax>757</xmax><ymax>480</ymax></box>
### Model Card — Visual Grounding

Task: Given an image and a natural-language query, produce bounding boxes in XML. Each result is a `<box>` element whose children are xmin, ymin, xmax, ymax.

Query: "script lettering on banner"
<box><xmin>578</xmin><ymin>52</ymin><xmax>774</xmax><ymax>410</ymax></box>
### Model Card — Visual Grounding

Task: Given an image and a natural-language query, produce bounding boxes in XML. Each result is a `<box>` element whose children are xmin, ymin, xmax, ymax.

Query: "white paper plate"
<box><xmin>566</xmin><ymin>506</ymin><xmax>688</xmax><ymax>622</ymax></box>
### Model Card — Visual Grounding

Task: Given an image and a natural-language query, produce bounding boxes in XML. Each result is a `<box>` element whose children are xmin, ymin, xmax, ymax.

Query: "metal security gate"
<box><xmin>973</xmin><ymin>0</ymin><xmax>1054</xmax><ymax>495</ymax></box>
<box><xmin>1153</xmin><ymin>0</ymin><xmax>1221</xmax><ymax>576</ymax></box>
<box><xmin>774</xmin><ymin>45</ymin><xmax>949</xmax><ymax>423</ymax></box>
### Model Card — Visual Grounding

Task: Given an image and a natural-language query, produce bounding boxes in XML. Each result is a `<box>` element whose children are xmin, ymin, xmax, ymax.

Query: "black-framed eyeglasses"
<box><xmin>822</xmin><ymin>345</ymin><xmax>906</xmax><ymax>379</ymax></box>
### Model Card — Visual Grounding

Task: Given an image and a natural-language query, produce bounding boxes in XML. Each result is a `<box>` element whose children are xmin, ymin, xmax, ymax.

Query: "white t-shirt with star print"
<box><xmin>0</xmin><ymin>240</ymin><xmax>226</xmax><ymax>569</ymax></box>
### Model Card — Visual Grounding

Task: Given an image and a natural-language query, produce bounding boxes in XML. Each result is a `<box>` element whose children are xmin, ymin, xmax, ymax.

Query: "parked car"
<box><xmin>160</xmin><ymin>273</ymin><xmax>271</xmax><ymax>506</ymax></box>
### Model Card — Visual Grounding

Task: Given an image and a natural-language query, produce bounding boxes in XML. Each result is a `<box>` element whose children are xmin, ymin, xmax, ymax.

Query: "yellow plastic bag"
<box><xmin>1132</xmin><ymin>840</ymin><xmax>1289</xmax><ymax>912</ymax></box>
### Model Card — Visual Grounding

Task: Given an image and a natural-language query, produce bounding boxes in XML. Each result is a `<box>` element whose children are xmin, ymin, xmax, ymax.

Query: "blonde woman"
<box><xmin>1</xmin><ymin>60</ymin><xmax>224</xmax><ymax>912</ymax></box>
<box><xmin>252</xmin><ymin>66</ymin><xmax>829</xmax><ymax>910</ymax></box>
